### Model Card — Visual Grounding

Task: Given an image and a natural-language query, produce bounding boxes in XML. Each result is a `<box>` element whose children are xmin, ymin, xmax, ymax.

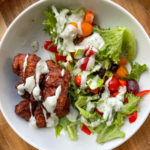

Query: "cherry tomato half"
<box><xmin>55</xmin><ymin>53</ymin><xmax>67</xmax><ymax>62</ymax></box>
<box><xmin>108</xmin><ymin>75</ymin><xmax>120</xmax><ymax>93</ymax></box>
<box><xmin>129</xmin><ymin>111</ymin><xmax>138</xmax><ymax>123</ymax></box>
<box><xmin>75</xmin><ymin>75</ymin><xmax>82</xmax><ymax>86</ymax></box>
<box><xmin>44</xmin><ymin>41</ymin><xmax>57</xmax><ymax>53</ymax></box>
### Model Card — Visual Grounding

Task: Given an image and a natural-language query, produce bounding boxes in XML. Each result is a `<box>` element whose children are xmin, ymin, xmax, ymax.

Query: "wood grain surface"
<box><xmin>0</xmin><ymin>0</ymin><xmax>150</xmax><ymax>150</ymax></box>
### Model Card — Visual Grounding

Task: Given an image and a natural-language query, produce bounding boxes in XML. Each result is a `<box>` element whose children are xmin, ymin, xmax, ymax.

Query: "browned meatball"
<box><xmin>15</xmin><ymin>99</ymin><xmax>37</xmax><ymax>121</ymax></box>
<box><xmin>42</xmin><ymin>60</ymin><xmax>71</xmax><ymax>117</ymax></box>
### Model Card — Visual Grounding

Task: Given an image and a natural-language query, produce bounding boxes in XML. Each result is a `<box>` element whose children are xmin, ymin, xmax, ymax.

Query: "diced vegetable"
<box><xmin>55</xmin><ymin>53</ymin><xmax>67</xmax><ymax>62</ymax></box>
<box><xmin>135</xmin><ymin>90</ymin><xmax>150</xmax><ymax>97</ymax></box>
<box><xmin>81</xmin><ymin>124</ymin><xmax>92</xmax><ymax>135</ymax></box>
<box><xmin>116</xmin><ymin>65</ymin><xmax>128</xmax><ymax>78</ymax></box>
<box><xmin>124</xmin><ymin>98</ymin><xmax>128</xmax><ymax>104</ymax></box>
<box><xmin>118</xmin><ymin>58</ymin><xmax>128</xmax><ymax>65</ymax></box>
<box><xmin>84</xmin><ymin>48</ymin><xmax>97</xmax><ymax>57</ymax></box>
<box><xmin>119</xmin><ymin>79</ymin><xmax>126</xmax><ymax>87</ymax></box>
<box><xmin>44</xmin><ymin>41</ymin><xmax>57</xmax><ymax>53</ymax></box>
<box><xmin>75</xmin><ymin>75</ymin><xmax>82</xmax><ymax>86</ymax></box>
<box><xmin>87</xmin><ymin>88</ymin><xmax>100</xmax><ymax>94</ymax></box>
<box><xmin>128</xmin><ymin>111</ymin><xmax>137</xmax><ymax>123</ymax></box>
<box><xmin>112</xmin><ymin>91</ymin><xmax>120</xmax><ymax>97</ymax></box>
<box><xmin>81</xmin><ymin>22</ymin><xmax>93</xmax><ymax>37</ymax></box>
<box><xmin>108</xmin><ymin>75</ymin><xmax>120</xmax><ymax>93</ymax></box>
<box><xmin>94</xmin><ymin>108</ymin><xmax>103</xmax><ymax>116</ymax></box>
<box><xmin>84</xmin><ymin>10</ymin><xmax>94</xmax><ymax>24</ymax></box>
<box><xmin>69</xmin><ymin>22</ymin><xmax>78</xmax><ymax>28</ymax></box>
<box><xmin>80</xmin><ymin>57</ymin><xmax>89</xmax><ymax>70</ymax></box>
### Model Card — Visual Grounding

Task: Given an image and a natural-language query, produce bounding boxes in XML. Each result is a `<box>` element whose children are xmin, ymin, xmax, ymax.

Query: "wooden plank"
<box><xmin>0</xmin><ymin>0</ymin><xmax>150</xmax><ymax>150</ymax></box>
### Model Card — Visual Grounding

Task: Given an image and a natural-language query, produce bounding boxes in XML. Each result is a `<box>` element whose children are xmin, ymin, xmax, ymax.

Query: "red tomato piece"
<box><xmin>108</xmin><ymin>75</ymin><xmax>120</xmax><ymax>93</ymax></box>
<box><xmin>44</xmin><ymin>41</ymin><xmax>57</xmax><ymax>53</ymax></box>
<box><xmin>135</xmin><ymin>90</ymin><xmax>150</xmax><ymax>97</ymax></box>
<box><xmin>75</xmin><ymin>75</ymin><xmax>82</xmax><ymax>86</ymax></box>
<box><xmin>87</xmin><ymin>88</ymin><xmax>100</xmax><ymax>94</ymax></box>
<box><xmin>94</xmin><ymin>108</ymin><xmax>103</xmax><ymax>116</ymax></box>
<box><xmin>129</xmin><ymin>111</ymin><xmax>138</xmax><ymax>123</ymax></box>
<box><xmin>119</xmin><ymin>79</ymin><xmax>126</xmax><ymax>87</ymax></box>
<box><xmin>81</xmin><ymin>124</ymin><xmax>91</xmax><ymax>135</ymax></box>
<box><xmin>80</xmin><ymin>57</ymin><xmax>89</xmax><ymax>70</ymax></box>
<box><xmin>55</xmin><ymin>53</ymin><xmax>67</xmax><ymax>62</ymax></box>
<box><xmin>124</xmin><ymin>98</ymin><xmax>128</xmax><ymax>104</ymax></box>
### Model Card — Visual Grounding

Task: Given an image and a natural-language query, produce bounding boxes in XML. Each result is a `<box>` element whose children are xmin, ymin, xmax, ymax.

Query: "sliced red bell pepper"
<box><xmin>44</xmin><ymin>41</ymin><xmax>57</xmax><ymax>53</ymax></box>
<box><xmin>80</xmin><ymin>57</ymin><xmax>89</xmax><ymax>70</ymax></box>
<box><xmin>84</xmin><ymin>48</ymin><xmax>97</xmax><ymax>57</ymax></box>
<box><xmin>124</xmin><ymin>98</ymin><xmax>128</xmax><ymax>104</ymax></box>
<box><xmin>94</xmin><ymin>108</ymin><xmax>103</xmax><ymax>116</ymax></box>
<box><xmin>112</xmin><ymin>91</ymin><xmax>120</xmax><ymax>97</ymax></box>
<box><xmin>55</xmin><ymin>53</ymin><xmax>67</xmax><ymax>62</ymax></box>
<box><xmin>87</xmin><ymin>88</ymin><xmax>100</xmax><ymax>94</ymax></box>
<box><xmin>81</xmin><ymin>124</ymin><xmax>91</xmax><ymax>135</ymax></box>
<box><xmin>119</xmin><ymin>79</ymin><xmax>126</xmax><ymax>87</ymax></box>
<box><xmin>135</xmin><ymin>90</ymin><xmax>150</xmax><ymax>97</ymax></box>
<box><xmin>128</xmin><ymin>111</ymin><xmax>138</xmax><ymax>123</ymax></box>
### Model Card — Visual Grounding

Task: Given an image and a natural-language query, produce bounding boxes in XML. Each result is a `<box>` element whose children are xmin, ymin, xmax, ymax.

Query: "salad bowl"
<box><xmin>0</xmin><ymin>0</ymin><xmax>150</xmax><ymax>150</ymax></box>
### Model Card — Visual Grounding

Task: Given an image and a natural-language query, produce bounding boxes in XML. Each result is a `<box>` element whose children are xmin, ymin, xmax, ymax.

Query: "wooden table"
<box><xmin>0</xmin><ymin>0</ymin><xmax>150</xmax><ymax>150</ymax></box>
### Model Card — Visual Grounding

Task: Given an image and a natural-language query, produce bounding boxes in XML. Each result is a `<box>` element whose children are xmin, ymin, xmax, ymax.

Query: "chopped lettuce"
<box><xmin>96</xmin><ymin>124</ymin><xmax>125</xmax><ymax>144</ymax></box>
<box><xmin>94</xmin><ymin>26</ymin><xmax>136</xmax><ymax>63</ymax></box>
<box><xmin>127</xmin><ymin>62</ymin><xmax>148</xmax><ymax>81</ymax></box>
<box><xmin>121</xmin><ymin>94</ymin><xmax>143</xmax><ymax>115</ymax></box>
<box><xmin>55</xmin><ymin>116</ymin><xmax>78</xmax><ymax>141</ymax></box>
<box><xmin>43</xmin><ymin>7</ymin><xmax>57</xmax><ymax>42</ymax></box>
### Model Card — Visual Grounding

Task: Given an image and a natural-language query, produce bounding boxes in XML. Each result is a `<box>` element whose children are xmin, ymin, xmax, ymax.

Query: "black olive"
<box><xmin>110</xmin><ymin>63</ymin><xmax>119</xmax><ymax>72</ymax></box>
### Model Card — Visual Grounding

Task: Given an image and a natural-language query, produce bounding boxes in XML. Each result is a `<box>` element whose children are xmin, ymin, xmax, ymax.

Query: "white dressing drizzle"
<box><xmin>81</xmin><ymin>71</ymin><xmax>89</xmax><ymax>88</ymax></box>
<box><xmin>43</xmin><ymin>85</ymin><xmax>61</xmax><ymax>114</ymax></box>
<box><xmin>17</xmin><ymin>76</ymin><xmax>35</xmax><ymax>95</ymax></box>
<box><xmin>23</xmin><ymin>54</ymin><xmax>28</xmax><ymax>75</ymax></box>
<box><xmin>61</xmin><ymin>69</ymin><xmax>65</xmax><ymax>77</ymax></box>
<box><xmin>86</xmin><ymin>102</ymin><xmax>95</xmax><ymax>112</ymax></box>
<box><xmin>33</xmin><ymin>60</ymin><xmax>49</xmax><ymax>101</ymax></box>
<box><xmin>86</xmin><ymin>55</ymin><xmax>95</xmax><ymax>71</ymax></box>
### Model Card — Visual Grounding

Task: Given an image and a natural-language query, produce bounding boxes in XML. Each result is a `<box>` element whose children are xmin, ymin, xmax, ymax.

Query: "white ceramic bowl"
<box><xmin>0</xmin><ymin>0</ymin><xmax>150</xmax><ymax>150</ymax></box>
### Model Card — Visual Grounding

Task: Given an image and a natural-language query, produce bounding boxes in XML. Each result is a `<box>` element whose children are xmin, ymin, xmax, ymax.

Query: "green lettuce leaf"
<box><xmin>55</xmin><ymin>116</ymin><xmax>78</xmax><ymax>141</ymax></box>
<box><xmin>94</xmin><ymin>26</ymin><xmax>136</xmax><ymax>63</ymax></box>
<box><xmin>127</xmin><ymin>62</ymin><xmax>148</xmax><ymax>81</ymax></box>
<box><xmin>121</xmin><ymin>94</ymin><xmax>143</xmax><ymax>115</ymax></box>
<box><xmin>43</xmin><ymin>7</ymin><xmax>57</xmax><ymax>41</ymax></box>
<box><xmin>96</xmin><ymin>124</ymin><xmax>125</xmax><ymax>144</ymax></box>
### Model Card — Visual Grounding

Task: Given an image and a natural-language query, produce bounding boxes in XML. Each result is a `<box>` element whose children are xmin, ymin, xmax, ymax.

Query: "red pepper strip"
<box><xmin>84</xmin><ymin>48</ymin><xmax>97</xmax><ymax>57</ymax></box>
<box><xmin>112</xmin><ymin>91</ymin><xmax>120</xmax><ymax>97</ymax></box>
<box><xmin>94</xmin><ymin>108</ymin><xmax>103</xmax><ymax>116</ymax></box>
<box><xmin>87</xmin><ymin>88</ymin><xmax>100</xmax><ymax>94</ymax></box>
<box><xmin>124</xmin><ymin>98</ymin><xmax>128</xmax><ymax>104</ymax></box>
<box><xmin>135</xmin><ymin>90</ymin><xmax>150</xmax><ymax>97</ymax></box>
<box><xmin>128</xmin><ymin>111</ymin><xmax>138</xmax><ymax>123</ymax></box>
<box><xmin>44</xmin><ymin>41</ymin><xmax>57</xmax><ymax>53</ymax></box>
<box><xmin>81</xmin><ymin>124</ymin><xmax>91</xmax><ymax>135</ymax></box>
<box><xmin>55</xmin><ymin>53</ymin><xmax>67</xmax><ymax>62</ymax></box>
<box><xmin>80</xmin><ymin>57</ymin><xmax>89</xmax><ymax>70</ymax></box>
<box><xmin>119</xmin><ymin>79</ymin><xmax>126</xmax><ymax>87</ymax></box>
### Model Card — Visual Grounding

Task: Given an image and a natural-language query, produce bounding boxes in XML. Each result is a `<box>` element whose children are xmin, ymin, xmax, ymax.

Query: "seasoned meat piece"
<box><xmin>15</xmin><ymin>99</ymin><xmax>37</xmax><ymax>121</ymax></box>
<box><xmin>12</xmin><ymin>53</ymin><xmax>41</xmax><ymax>82</ymax></box>
<box><xmin>42</xmin><ymin>60</ymin><xmax>71</xmax><ymax>117</ymax></box>
<box><xmin>34</xmin><ymin>104</ymin><xmax>50</xmax><ymax>128</ymax></box>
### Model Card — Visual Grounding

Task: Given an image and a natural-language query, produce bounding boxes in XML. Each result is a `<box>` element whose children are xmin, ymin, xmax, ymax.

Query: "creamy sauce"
<box><xmin>52</xmin><ymin>6</ymin><xmax>69</xmax><ymax>34</ymax></box>
<box><xmin>17</xmin><ymin>76</ymin><xmax>35</xmax><ymax>95</ymax></box>
<box><xmin>97</xmin><ymin>78</ymin><xmax>127</xmax><ymax>126</ymax></box>
<box><xmin>23</xmin><ymin>54</ymin><xmax>28</xmax><ymax>75</ymax></box>
<box><xmin>80</xmin><ymin>32</ymin><xmax>105</xmax><ymax>52</ymax></box>
<box><xmin>81</xmin><ymin>71</ymin><xmax>89</xmax><ymax>88</ymax></box>
<box><xmin>33</xmin><ymin>60</ymin><xmax>49</xmax><ymax>100</ymax></box>
<box><xmin>28</xmin><ymin>103</ymin><xmax>37</xmax><ymax>129</ymax></box>
<box><xmin>43</xmin><ymin>85</ymin><xmax>61</xmax><ymax>114</ymax></box>
<box><xmin>86</xmin><ymin>55</ymin><xmax>95</xmax><ymax>71</ymax></box>
<box><xmin>86</xmin><ymin>101</ymin><xmax>95</xmax><ymax>112</ymax></box>
<box><xmin>88</xmin><ymin>75</ymin><xmax>99</xmax><ymax>90</ymax></box>
<box><xmin>31</xmin><ymin>41</ymin><xmax>39</xmax><ymax>52</ymax></box>
<box><xmin>61</xmin><ymin>69</ymin><xmax>65</xmax><ymax>77</ymax></box>
<box><xmin>66</xmin><ymin>105</ymin><xmax>79</xmax><ymax>122</ymax></box>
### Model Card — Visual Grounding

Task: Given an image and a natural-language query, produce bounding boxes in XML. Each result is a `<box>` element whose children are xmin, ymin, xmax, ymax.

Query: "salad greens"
<box><xmin>43</xmin><ymin>5</ymin><xmax>148</xmax><ymax>144</ymax></box>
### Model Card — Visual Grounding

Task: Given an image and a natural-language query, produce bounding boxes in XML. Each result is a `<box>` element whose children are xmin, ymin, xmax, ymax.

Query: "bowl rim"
<box><xmin>0</xmin><ymin>0</ymin><xmax>150</xmax><ymax>150</ymax></box>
